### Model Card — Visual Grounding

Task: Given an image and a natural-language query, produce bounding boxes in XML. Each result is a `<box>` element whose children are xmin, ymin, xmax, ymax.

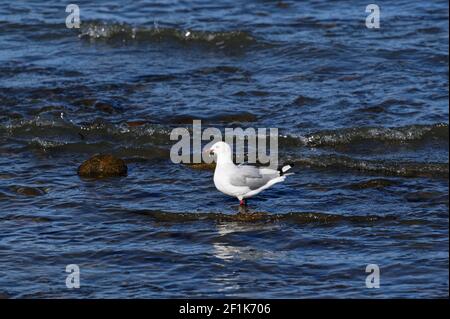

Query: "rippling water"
<box><xmin>0</xmin><ymin>0</ymin><xmax>448</xmax><ymax>298</ymax></box>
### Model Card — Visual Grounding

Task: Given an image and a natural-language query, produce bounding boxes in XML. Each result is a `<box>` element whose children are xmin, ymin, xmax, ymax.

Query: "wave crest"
<box><xmin>293</xmin><ymin>155</ymin><xmax>448</xmax><ymax>179</ymax></box>
<box><xmin>78</xmin><ymin>21</ymin><xmax>257</xmax><ymax>48</ymax></box>
<box><xmin>283</xmin><ymin>123</ymin><xmax>449</xmax><ymax>147</ymax></box>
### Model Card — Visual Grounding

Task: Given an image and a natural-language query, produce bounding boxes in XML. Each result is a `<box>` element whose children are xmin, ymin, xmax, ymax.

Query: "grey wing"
<box><xmin>229</xmin><ymin>165</ymin><xmax>278</xmax><ymax>190</ymax></box>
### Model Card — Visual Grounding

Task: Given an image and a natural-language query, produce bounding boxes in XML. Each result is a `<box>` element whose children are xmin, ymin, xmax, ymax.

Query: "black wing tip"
<box><xmin>278</xmin><ymin>162</ymin><xmax>294</xmax><ymax>176</ymax></box>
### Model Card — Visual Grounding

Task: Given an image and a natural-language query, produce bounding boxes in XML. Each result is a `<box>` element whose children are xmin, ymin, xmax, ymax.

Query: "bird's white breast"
<box><xmin>213</xmin><ymin>165</ymin><xmax>247</xmax><ymax>197</ymax></box>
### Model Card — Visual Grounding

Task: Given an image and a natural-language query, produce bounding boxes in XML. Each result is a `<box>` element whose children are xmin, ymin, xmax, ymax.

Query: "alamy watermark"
<box><xmin>170</xmin><ymin>120</ymin><xmax>279</xmax><ymax>169</ymax></box>
<box><xmin>65</xmin><ymin>4</ymin><xmax>380</xmax><ymax>30</ymax></box>
<box><xmin>66</xmin><ymin>264</ymin><xmax>80</xmax><ymax>289</ymax></box>
<box><xmin>365</xmin><ymin>4</ymin><xmax>380</xmax><ymax>29</ymax></box>
<box><xmin>65</xmin><ymin>4</ymin><xmax>80</xmax><ymax>29</ymax></box>
<box><xmin>365</xmin><ymin>264</ymin><xmax>380</xmax><ymax>288</ymax></box>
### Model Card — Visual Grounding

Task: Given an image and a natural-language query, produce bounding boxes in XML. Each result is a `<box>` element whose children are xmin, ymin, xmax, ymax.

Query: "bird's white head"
<box><xmin>205</xmin><ymin>141</ymin><xmax>232</xmax><ymax>162</ymax></box>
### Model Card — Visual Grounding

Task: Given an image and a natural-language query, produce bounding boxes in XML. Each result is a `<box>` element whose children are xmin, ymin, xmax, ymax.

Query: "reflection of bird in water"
<box><xmin>212</xmin><ymin>220</ymin><xmax>282</xmax><ymax>262</ymax></box>
<box><xmin>210</xmin><ymin>213</ymin><xmax>287</xmax><ymax>294</ymax></box>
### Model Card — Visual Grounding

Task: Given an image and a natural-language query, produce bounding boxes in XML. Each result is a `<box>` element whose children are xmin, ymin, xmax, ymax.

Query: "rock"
<box><xmin>210</xmin><ymin>112</ymin><xmax>258</xmax><ymax>123</ymax></box>
<box><xmin>230</xmin><ymin>211</ymin><xmax>270</xmax><ymax>222</ymax></box>
<box><xmin>78</xmin><ymin>154</ymin><xmax>127</xmax><ymax>178</ymax></box>
<box><xmin>169</xmin><ymin>115</ymin><xmax>196</xmax><ymax>125</ymax></box>
<box><xmin>361</xmin><ymin>105</ymin><xmax>385</xmax><ymax>113</ymax></box>
<box><xmin>126</xmin><ymin>120</ymin><xmax>147</xmax><ymax>127</ymax></box>
<box><xmin>141</xmin><ymin>209</ymin><xmax>274</xmax><ymax>223</ymax></box>
<box><xmin>13</xmin><ymin>186</ymin><xmax>45</xmax><ymax>196</ymax></box>
<box><xmin>293</xmin><ymin>95</ymin><xmax>319</xmax><ymax>106</ymax></box>
<box><xmin>348</xmin><ymin>179</ymin><xmax>398</xmax><ymax>190</ymax></box>
<box><xmin>0</xmin><ymin>173</ymin><xmax>15</xmax><ymax>179</ymax></box>
<box><xmin>185</xmin><ymin>162</ymin><xmax>216</xmax><ymax>171</ymax></box>
<box><xmin>168</xmin><ymin>112</ymin><xmax>258</xmax><ymax>125</ymax></box>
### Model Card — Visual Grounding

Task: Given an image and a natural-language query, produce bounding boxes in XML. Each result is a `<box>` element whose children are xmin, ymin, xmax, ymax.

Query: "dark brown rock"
<box><xmin>168</xmin><ymin>112</ymin><xmax>258</xmax><ymax>125</ymax></box>
<box><xmin>230</xmin><ymin>211</ymin><xmax>270</xmax><ymax>222</ymax></box>
<box><xmin>169</xmin><ymin>115</ymin><xmax>196</xmax><ymax>125</ymax></box>
<box><xmin>185</xmin><ymin>162</ymin><xmax>216</xmax><ymax>171</ymax></box>
<box><xmin>78</xmin><ymin>154</ymin><xmax>127</xmax><ymax>178</ymax></box>
<box><xmin>348</xmin><ymin>178</ymin><xmax>398</xmax><ymax>190</ymax></box>
<box><xmin>126</xmin><ymin>120</ymin><xmax>147</xmax><ymax>127</ymax></box>
<box><xmin>13</xmin><ymin>186</ymin><xmax>45</xmax><ymax>196</ymax></box>
<box><xmin>210</xmin><ymin>112</ymin><xmax>258</xmax><ymax>123</ymax></box>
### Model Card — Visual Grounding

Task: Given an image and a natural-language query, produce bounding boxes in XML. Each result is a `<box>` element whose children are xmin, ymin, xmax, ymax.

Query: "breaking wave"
<box><xmin>284</xmin><ymin>123</ymin><xmax>449</xmax><ymax>147</ymax></box>
<box><xmin>293</xmin><ymin>154</ymin><xmax>448</xmax><ymax>179</ymax></box>
<box><xmin>2</xmin><ymin>119</ymin><xmax>448</xmax><ymax>177</ymax></box>
<box><xmin>78</xmin><ymin>21</ymin><xmax>257</xmax><ymax>48</ymax></box>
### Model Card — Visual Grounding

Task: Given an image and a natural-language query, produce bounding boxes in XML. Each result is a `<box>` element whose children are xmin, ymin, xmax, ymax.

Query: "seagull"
<box><xmin>205</xmin><ymin>141</ymin><xmax>293</xmax><ymax>206</ymax></box>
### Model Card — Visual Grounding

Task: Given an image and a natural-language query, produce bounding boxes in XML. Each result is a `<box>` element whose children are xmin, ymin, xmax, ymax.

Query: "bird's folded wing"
<box><xmin>229</xmin><ymin>165</ymin><xmax>276</xmax><ymax>190</ymax></box>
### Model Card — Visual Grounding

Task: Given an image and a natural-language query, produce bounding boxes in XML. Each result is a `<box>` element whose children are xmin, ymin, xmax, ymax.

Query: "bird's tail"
<box><xmin>278</xmin><ymin>163</ymin><xmax>294</xmax><ymax>176</ymax></box>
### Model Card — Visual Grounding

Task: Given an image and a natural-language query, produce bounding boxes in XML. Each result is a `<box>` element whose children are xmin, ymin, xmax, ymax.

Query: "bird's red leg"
<box><xmin>239</xmin><ymin>199</ymin><xmax>247</xmax><ymax>206</ymax></box>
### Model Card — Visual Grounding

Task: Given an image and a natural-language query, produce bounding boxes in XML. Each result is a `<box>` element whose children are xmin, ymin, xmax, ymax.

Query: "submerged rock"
<box><xmin>347</xmin><ymin>178</ymin><xmax>398</xmax><ymax>190</ymax></box>
<box><xmin>168</xmin><ymin>112</ymin><xmax>258</xmax><ymax>125</ymax></box>
<box><xmin>13</xmin><ymin>186</ymin><xmax>45</xmax><ymax>196</ymax></box>
<box><xmin>133</xmin><ymin>209</ymin><xmax>398</xmax><ymax>225</ymax></box>
<box><xmin>293</xmin><ymin>95</ymin><xmax>319</xmax><ymax>106</ymax></box>
<box><xmin>209</xmin><ymin>112</ymin><xmax>258</xmax><ymax>123</ymax></box>
<box><xmin>78</xmin><ymin>154</ymin><xmax>127</xmax><ymax>178</ymax></box>
<box><xmin>136</xmin><ymin>209</ymin><xmax>273</xmax><ymax>223</ymax></box>
<box><xmin>0</xmin><ymin>173</ymin><xmax>15</xmax><ymax>179</ymax></box>
<box><xmin>185</xmin><ymin>162</ymin><xmax>216</xmax><ymax>171</ymax></box>
<box><xmin>230</xmin><ymin>211</ymin><xmax>270</xmax><ymax>222</ymax></box>
<box><xmin>126</xmin><ymin>120</ymin><xmax>147</xmax><ymax>127</ymax></box>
